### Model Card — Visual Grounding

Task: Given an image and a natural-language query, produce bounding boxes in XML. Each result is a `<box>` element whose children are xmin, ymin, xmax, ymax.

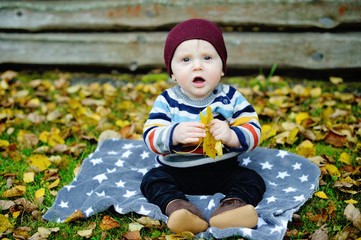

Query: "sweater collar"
<box><xmin>172</xmin><ymin>84</ymin><xmax>222</xmax><ymax>106</ymax></box>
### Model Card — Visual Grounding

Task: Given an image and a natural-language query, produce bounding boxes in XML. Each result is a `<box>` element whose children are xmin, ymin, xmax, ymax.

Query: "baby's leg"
<box><xmin>140</xmin><ymin>166</ymin><xmax>208</xmax><ymax>233</ymax></box>
<box><xmin>209</xmin><ymin>166</ymin><xmax>266</xmax><ymax>229</ymax></box>
<box><xmin>140</xmin><ymin>166</ymin><xmax>187</xmax><ymax>212</ymax></box>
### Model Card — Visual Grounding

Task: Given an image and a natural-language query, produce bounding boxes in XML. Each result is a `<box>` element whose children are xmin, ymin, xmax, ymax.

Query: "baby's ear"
<box><xmin>171</xmin><ymin>74</ymin><xmax>177</xmax><ymax>81</ymax></box>
<box><xmin>221</xmin><ymin>71</ymin><xmax>225</xmax><ymax>77</ymax></box>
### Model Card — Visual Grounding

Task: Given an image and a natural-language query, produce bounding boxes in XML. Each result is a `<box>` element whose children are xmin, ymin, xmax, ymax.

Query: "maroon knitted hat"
<box><xmin>164</xmin><ymin>19</ymin><xmax>227</xmax><ymax>76</ymax></box>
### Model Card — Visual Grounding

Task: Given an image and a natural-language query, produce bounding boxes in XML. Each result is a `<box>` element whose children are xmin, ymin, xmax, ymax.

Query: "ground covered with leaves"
<box><xmin>0</xmin><ymin>69</ymin><xmax>360</xmax><ymax>240</ymax></box>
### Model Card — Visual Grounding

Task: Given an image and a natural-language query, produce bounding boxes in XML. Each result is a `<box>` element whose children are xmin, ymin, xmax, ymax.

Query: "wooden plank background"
<box><xmin>0</xmin><ymin>0</ymin><xmax>360</xmax><ymax>71</ymax></box>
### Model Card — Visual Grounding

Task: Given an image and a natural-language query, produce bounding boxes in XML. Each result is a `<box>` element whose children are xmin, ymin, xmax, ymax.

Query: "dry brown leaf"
<box><xmin>9</xmin><ymin>205</ymin><xmax>23</xmax><ymax>218</ymax></box>
<box><xmin>0</xmin><ymin>200</ymin><xmax>15</xmax><ymax>210</ymax></box>
<box><xmin>100</xmin><ymin>215</ymin><xmax>121</xmax><ymax>230</ymax></box>
<box><xmin>51</xmin><ymin>144</ymin><xmax>68</xmax><ymax>154</ymax></box>
<box><xmin>43</xmin><ymin>169</ymin><xmax>59</xmax><ymax>181</ymax></box>
<box><xmin>48</xmin><ymin>155</ymin><xmax>63</xmax><ymax>166</ymax></box>
<box><xmin>33</xmin><ymin>146</ymin><xmax>50</xmax><ymax>154</ymax></box>
<box><xmin>77</xmin><ymin>222</ymin><xmax>96</xmax><ymax>239</ymax></box>
<box><xmin>164</xmin><ymin>231</ymin><xmax>195</xmax><ymax>240</ymax></box>
<box><xmin>77</xmin><ymin>229</ymin><xmax>93</xmax><ymax>239</ymax></box>
<box><xmin>1</xmin><ymin>70</ymin><xmax>18</xmax><ymax>81</ymax></box>
<box><xmin>69</xmin><ymin>143</ymin><xmax>86</xmax><ymax>156</ymax></box>
<box><xmin>324</xmin><ymin>129</ymin><xmax>347</xmax><ymax>147</ymax></box>
<box><xmin>98</xmin><ymin>130</ymin><xmax>121</xmax><ymax>143</ymax></box>
<box><xmin>14</xmin><ymin>198</ymin><xmax>38</xmax><ymax>213</ymax></box>
<box><xmin>46</xmin><ymin>110</ymin><xmax>62</xmax><ymax>121</ymax></box>
<box><xmin>308</xmin><ymin>156</ymin><xmax>326</xmax><ymax>166</ymax></box>
<box><xmin>122</xmin><ymin>230</ymin><xmax>141</xmax><ymax>240</ymax></box>
<box><xmin>136</xmin><ymin>216</ymin><xmax>161</xmax><ymax>227</ymax></box>
<box><xmin>13</xmin><ymin>226</ymin><xmax>31</xmax><ymax>240</ymax></box>
<box><xmin>344</xmin><ymin>203</ymin><xmax>361</xmax><ymax>229</ymax></box>
<box><xmin>29</xmin><ymin>227</ymin><xmax>59</xmax><ymax>240</ymax></box>
<box><xmin>310</xmin><ymin>224</ymin><xmax>328</xmax><ymax>240</ymax></box>
<box><xmin>129</xmin><ymin>222</ymin><xmax>144</xmax><ymax>231</ymax></box>
<box><xmin>27</xmin><ymin>113</ymin><xmax>46</xmax><ymax>124</ymax></box>
<box><xmin>64</xmin><ymin>210</ymin><xmax>84</xmax><ymax>223</ymax></box>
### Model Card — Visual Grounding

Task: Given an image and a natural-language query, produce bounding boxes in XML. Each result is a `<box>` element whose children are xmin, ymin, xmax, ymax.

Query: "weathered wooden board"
<box><xmin>0</xmin><ymin>0</ymin><xmax>360</xmax><ymax>31</ymax></box>
<box><xmin>1</xmin><ymin>32</ymin><xmax>360</xmax><ymax>70</ymax></box>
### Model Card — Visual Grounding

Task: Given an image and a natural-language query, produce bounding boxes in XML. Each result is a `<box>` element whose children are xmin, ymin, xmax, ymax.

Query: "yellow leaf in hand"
<box><xmin>199</xmin><ymin>107</ymin><xmax>222</xmax><ymax>160</ymax></box>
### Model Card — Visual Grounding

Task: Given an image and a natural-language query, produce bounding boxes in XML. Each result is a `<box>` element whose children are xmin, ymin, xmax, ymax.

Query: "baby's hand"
<box><xmin>173</xmin><ymin>122</ymin><xmax>206</xmax><ymax>146</ymax></box>
<box><xmin>209</xmin><ymin>119</ymin><xmax>240</xmax><ymax>148</ymax></box>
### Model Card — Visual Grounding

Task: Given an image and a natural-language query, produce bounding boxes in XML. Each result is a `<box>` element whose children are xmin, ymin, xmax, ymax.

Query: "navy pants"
<box><xmin>140</xmin><ymin>157</ymin><xmax>266</xmax><ymax>214</ymax></box>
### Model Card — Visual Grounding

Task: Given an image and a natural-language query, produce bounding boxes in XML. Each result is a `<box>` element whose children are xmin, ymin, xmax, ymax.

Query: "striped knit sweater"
<box><xmin>143</xmin><ymin>84</ymin><xmax>261</xmax><ymax>168</ymax></box>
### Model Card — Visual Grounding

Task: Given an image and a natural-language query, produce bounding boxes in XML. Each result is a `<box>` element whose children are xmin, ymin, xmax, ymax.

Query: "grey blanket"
<box><xmin>43</xmin><ymin>139</ymin><xmax>320</xmax><ymax>240</ymax></box>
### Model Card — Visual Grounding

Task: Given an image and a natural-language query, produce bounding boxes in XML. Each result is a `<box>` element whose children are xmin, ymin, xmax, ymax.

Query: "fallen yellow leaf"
<box><xmin>0</xmin><ymin>214</ymin><xmax>14</xmax><ymax>233</ymax></box>
<box><xmin>314</xmin><ymin>191</ymin><xmax>328</xmax><ymax>199</ymax></box>
<box><xmin>296</xmin><ymin>140</ymin><xmax>316</xmax><ymax>158</ymax></box>
<box><xmin>295</xmin><ymin>112</ymin><xmax>310</xmax><ymax>124</ymax></box>
<box><xmin>325</xmin><ymin>164</ymin><xmax>341</xmax><ymax>178</ymax></box>
<box><xmin>345</xmin><ymin>199</ymin><xmax>358</xmax><ymax>204</ymax></box>
<box><xmin>39</xmin><ymin>131</ymin><xmax>50</xmax><ymax>143</ymax></box>
<box><xmin>2</xmin><ymin>186</ymin><xmax>26</xmax><ymax>198</ymax></box>
<box><xmin>0</xmin><ymin>139</ymin><xmax>10</xmax><ymax>148</ymax></box>
<box><xmin>330</xmin><ymin>76</ymin><xmax>343</xmax><ymax>84</ymax></box>
<box><xmin>23</xmin><ymin>172</ymin><xmax>35</xmax><ymax>183</ymax></box>
<box><xmin>260</xmin><ymin>124</ymin><xmax>277</xmax><ymax>143</ymax></box>
<box><xmin>287</xmin><ymin>128</ymin><xmax>299</xmax><ymax>145</ymax></box>
<box><xmin>28</xmin><ymin>154</ymin><xmax>51</xmax><ymax>171</ymax></box>
<box><xmin>338</xmin><ymin>152</ymin><xmax>352</xmax><ymax>165</ymax></box>
<box><xmin>47</xmin><ymin>178</ymin><xmax>60</xmax><ymax>189</ymax></box>
<box><xmin>48</xmin><ymin>133</ymin><xmax>65</xmax><ymax>147</ymax></box>
<box><xmin>35</xmin><ymin>188</ymin><xmax>45</xmax><ymax>199</ymax></box>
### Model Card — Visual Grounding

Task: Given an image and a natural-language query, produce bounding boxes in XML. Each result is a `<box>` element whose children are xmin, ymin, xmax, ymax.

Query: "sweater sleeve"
<box><xmin>143</xmin><ymin>94</ymin><xmax>177</xmax><ymax>154</ymax></box>
<box><xmin>229</xmin><ymin>91</ymin><xmax>261</xmax><ymax>152</ymax></box>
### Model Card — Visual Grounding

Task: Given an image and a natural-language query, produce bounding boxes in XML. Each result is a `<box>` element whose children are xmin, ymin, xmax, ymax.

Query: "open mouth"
<box><xmin>193</xmin><ymin>77</ymin><xmax>205</xmax><ymax>84</ymax></box>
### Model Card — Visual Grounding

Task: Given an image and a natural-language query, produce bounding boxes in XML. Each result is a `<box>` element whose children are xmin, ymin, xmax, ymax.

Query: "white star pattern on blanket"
<box><xmin>43</xmin><ymin>139</ymin><xmax>320</xmax><ymax>240</ymax></box>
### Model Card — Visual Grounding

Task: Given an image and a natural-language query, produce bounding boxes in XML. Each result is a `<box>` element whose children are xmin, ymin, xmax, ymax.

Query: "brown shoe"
<box><xmin>166</xmin><ymin>199</ymin><xmax>209</xmax><ymax>234</ymax></box>
<box><xmin>209</xmin><ymin>198</ymin><xmax>258</xmax><ymax>229</ymax></box>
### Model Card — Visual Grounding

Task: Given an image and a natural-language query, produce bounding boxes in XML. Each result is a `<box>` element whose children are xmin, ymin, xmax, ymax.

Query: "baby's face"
<box><xmin>170</xmin><ymin>39</ymin><xmax>224</xmax><ymax>100</ymax></box>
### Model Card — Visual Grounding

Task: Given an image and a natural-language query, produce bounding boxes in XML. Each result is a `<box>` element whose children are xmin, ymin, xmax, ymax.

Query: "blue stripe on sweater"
<box><xmin>162</xmin><ymin>91</ymin><xmax>206</xmax><ymax>114</ymax></box>
<box><xmin>232</xmin><ymin>105</ymin><xmax>256</xmax><ymax>119</ymax></box>
<box><xmin>148</xmin><ymin>112</ymin><xmax>172</xmax><ymax>122</ymax></box>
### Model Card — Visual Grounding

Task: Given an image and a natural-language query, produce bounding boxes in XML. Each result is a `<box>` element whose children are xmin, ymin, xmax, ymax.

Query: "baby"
<box><xmin>141</xmin><ymin>19</ymin><xmax>265</xmax><ymax>234</ymax></box>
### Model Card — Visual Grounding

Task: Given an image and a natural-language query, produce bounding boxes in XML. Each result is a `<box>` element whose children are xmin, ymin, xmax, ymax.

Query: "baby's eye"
<box><xmin>204</xmin><ymin>56</ymin><xmax>212</xmax><ymax>60</ymax></box>
<box><xmin>182</xmin><ymin>58</ymin><xmax>190</xmax><ymax>62</ymax></box>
